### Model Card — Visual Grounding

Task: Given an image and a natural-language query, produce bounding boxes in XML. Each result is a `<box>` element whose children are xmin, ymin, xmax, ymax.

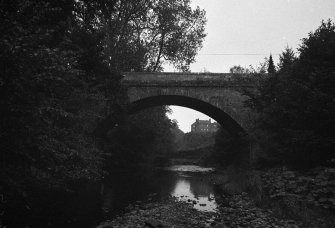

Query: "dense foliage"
<box><xmin>213</xmin><ymin>127</ymin><xmax>249</xmax><ymax>167</ymax></box>
<box><xmin>249</xmin><ymin>20</ymin><xmax>335</xmax><ymax>169</ymax></box>
<box><xmin>0</xmin><ymin>0</ymin><xmax>206</xmax><ymax>226</ymax></box>
<box><xmin>104</xmin><ymin>106</ymin><xmax>177</xmax><ymax>167</ymax></box>
<box><xmin>181</xmin><ymin>132</ymin><xmax>216</xmax><ymax>150</ymax></box>
<box><xmin>0</xmin><ymin>0</ymin><xmax>107</xmax><ymax>194</ymax></box>
<box><xmin>80</xmin><ymin>0</ymin><xmax>206</xmax><ymax>72</ymax></box>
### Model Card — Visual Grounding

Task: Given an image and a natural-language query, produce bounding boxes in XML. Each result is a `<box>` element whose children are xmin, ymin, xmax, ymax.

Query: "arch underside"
<box><xmin>128</xmin><ymin>95</ymin><xmax>245</xmax><ymax>135</ymax></box>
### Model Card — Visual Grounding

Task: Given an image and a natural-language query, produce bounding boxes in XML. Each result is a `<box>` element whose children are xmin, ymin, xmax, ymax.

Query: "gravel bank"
<box><xmin>97</xmin><ymin>193</ymin><xmax>302</xmax><ymax>228</ymax></box>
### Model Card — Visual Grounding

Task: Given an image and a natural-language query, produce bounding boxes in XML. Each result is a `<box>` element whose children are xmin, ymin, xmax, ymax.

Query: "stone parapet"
<box><xmin>121</xmin><ymin>72</ymin><xmax>255</xmax><ymax>88</ymax></box>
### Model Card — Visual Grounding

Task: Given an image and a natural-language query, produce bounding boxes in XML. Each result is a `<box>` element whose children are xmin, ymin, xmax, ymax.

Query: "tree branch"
<box><xmin>153</xmin><ymin>32</ymin><xmax>165</xmax><ymax>72</ymax></box>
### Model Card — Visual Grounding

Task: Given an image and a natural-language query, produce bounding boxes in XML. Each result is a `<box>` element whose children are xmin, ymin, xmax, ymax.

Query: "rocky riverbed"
<box><xmin>97</xmin><ymin>165</ymin><xmax>335</xmax><ymax>228</ymax></box>
<box><xmin>97</xmin><ymin>193</ymin><xmax>302</xmax><ymax>228</ymax></box>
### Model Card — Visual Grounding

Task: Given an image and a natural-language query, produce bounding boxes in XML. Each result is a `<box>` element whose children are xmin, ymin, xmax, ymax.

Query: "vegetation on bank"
<box><xmin>1</xmin><ymin>0</ymin><xmax>335</xmax><ymax>226</ymax></box>
<box><xmin>261</xmin><ymin>164</ymin><xmax>335</xmax><ymax>222</ymax></box>
<box><xmin>0</xmin><ymin>0</ymin><xmax>206</xmax><ymax>226</ymax></box>
<box><xmin>104</xmin><ymin>106</ymin><xmax>178</xmax><ymax>168</ymax></box>
<box><xmin>220</xmin><ymin>19</ymin><xmax>335</xmax><ymax>170</ymax></box>
<box><xmin>204</xmin><ymin>20</ymin><xmax>335</xmax><ymax>225</ymax></box>
<box><xmin>169</xmin><ymin>131</ymin><xmax>217</xmax><ymax>166</ymax></box>
<box><xmin>179</xmin><ymin>132</ymin><xmax>216</xmax><ymax>150</ymax></box>
<box><xmin>245</xmin><ymin>20</ymin><xmax>335</xmax><ymax>169</ymax></box>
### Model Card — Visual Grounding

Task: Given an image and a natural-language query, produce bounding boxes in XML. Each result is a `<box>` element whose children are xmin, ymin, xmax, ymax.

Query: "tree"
<box><xmin>104</xmin><ymin>106</ymin><xmax>176</xmax><ymax>167</ymax></box>
<box><xmin>0</xmin><ymin>0</ymin><xmax>105</xmax><ymax>186</ymax></box>
<box><xmin>267</xmin><ymin>54</ymin><xmax>276</xmax><ymax>74</ymax></box>
<box><xmin>249</xmin><ymin>19</ymin><xmax>335</xmax><ymax>168</ymax></box>
<box><xmin>82</xmin><ymin>0</ymin><xmax>207</xmax><ymax>72</ymax></box>
<box><xmin>287</xmin><ymin>19</ymin><xmax>335</xmax><ymax>167</ymax></box>
<box><xmin>298</xmin><ymin>19</ymin><xmax>335</xmax><ymax>76</ymax></box>
<box><xmin>0</xmin><ymin>1</ymin><xmax>207</xmax><ymax>225</ymax></box>
<box><xmin>229</xmin><ymin>65</ymin><xmax>250</xmax><ymax>74</ymax></box>
<box><xmin>278</xmin><ymin>46</ymin><xmax>296</xmax><ymax>73</ymax></box>
<box><xmin>0</xmin><ymin>1</ymin><xmax>121</xmax><ymax>225</ymax></box>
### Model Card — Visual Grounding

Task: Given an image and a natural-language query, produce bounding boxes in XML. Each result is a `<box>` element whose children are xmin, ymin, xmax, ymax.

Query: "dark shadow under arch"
<box><xmin>93</xmin><ymin>95</ymin><xmax>252</xmax><ymax>166</ymax></box>
<box><xmin>128</xmin><ymin>95</ymin><xmax>245</xmax><ymax>136</ymax></box>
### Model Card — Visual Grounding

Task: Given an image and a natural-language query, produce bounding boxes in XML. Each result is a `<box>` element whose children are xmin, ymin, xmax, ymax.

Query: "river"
<box><xmin>18</xmin><ymin>165</ymin><xmax>219</xmax><ymax>227</ymax></box>
<box><xmin>101</xmin><ymin>165</ymin><xmax>218</xmax><ymax>220</ymax></box>
<box><xmin>14</xmin><ymin>164</ymin><xmax>309</xmax><ymax>227</ymax></box>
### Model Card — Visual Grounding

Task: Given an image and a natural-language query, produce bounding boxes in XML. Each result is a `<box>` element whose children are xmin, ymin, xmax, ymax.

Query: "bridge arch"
<box><xmin>94</xmin><ymin>72</ymin><xmax>258</xmax><ymax>165</ymax></box>
<box><xmin>128</xmin><ymin>95</ymin><xmax>245</xmax><ymax>135</ymax></box>
<box><xmin>122</xmin><ymin>72</ymin><xmax>256</xmax><ymax>133</ymax></box>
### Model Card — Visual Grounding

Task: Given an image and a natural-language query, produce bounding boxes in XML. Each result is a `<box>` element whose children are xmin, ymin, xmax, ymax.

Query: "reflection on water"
<box><xmin>12</xmin><ymin>165</ymin><xmax>217</xmax><ymax>228</ymax></box>
<box><xmin>171</xmin><ymin>171</ymin><xmax>217</xmax><ymax>212</ymax></box>
<box><xmin>101</xmin><ymin>165</ymin><xmax>218</xmax><ymax>218</ymax></box>
<box><xmin>172</xmin><ymin>178</ymin><xmax>190</xmax><ymax>196</ymax></box>
<box><xmin>166</xmin><ymin>165</ymin><xmax>215</xmax><ymax>173</ymax></box>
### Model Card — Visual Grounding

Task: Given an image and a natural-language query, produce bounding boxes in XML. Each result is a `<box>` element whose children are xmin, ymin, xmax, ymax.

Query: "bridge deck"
<box><xmin>121</xmin><ymin>72</ymin><xmax>254</xmax><ymax>87</ymax></box>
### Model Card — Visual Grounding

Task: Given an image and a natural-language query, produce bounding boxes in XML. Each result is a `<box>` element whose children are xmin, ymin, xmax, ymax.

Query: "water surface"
<box><xmin>101</xmin><ymin>165</ymin><xmax>218</xmax><ymax>217</ymax></box>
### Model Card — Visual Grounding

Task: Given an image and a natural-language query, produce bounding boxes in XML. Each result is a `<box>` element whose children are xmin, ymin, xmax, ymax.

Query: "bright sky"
<box><xmin>166</xmin><ymin>0</ymin><xmax>335</xmax><ymax>132</ymax></box>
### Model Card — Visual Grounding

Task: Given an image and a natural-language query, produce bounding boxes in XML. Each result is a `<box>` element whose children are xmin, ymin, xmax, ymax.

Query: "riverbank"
<box><xmin>97</xmin><ymin>194</ymin><xmax>301</xmax><ymax>228</ymax></box>
<box><xmin>207</xmin><ymin>165</ymin><xmax>335</xmax><ymax>227</ymax></box>
<box><xmin>98</xmin><ymin>198</ymin><xmax>216</xmax><ymax>228</ymax></box>
<box><xmin>97</xmin><ymin>164</ymin><xmax>335</xmax><ymax>228</ymax></box>
<box><xmin>169</xmin><ymin>145</ymin><xmax>215</xmax><ymax>167</ymax></box>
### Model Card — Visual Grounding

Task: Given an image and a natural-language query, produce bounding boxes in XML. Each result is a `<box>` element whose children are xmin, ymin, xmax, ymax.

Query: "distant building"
<box><xmin>191</xmin><ymin>119</ymin><xmax>219</xmax><ymax>133</ymax></box>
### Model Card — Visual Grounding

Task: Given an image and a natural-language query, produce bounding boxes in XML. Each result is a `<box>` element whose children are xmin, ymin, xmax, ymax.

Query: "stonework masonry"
<box><xmin>122</xmin><ymin>72</ymin><xmax>257</xmax><ymax>133</ymax></box>
<box><xmin>113</xmin><ymin>72</ymin><xmax>262</xmax><ymax>165</ymax></box>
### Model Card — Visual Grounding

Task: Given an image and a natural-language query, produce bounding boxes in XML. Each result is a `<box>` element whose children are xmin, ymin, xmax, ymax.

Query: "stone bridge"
<box><xmin>122</xmin><ymin>72</ymin><xmax>257</xmax><ymax>136</ymax></box>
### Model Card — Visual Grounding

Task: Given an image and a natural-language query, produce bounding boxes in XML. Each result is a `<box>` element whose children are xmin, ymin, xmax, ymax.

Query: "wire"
<box><xmin>197</xmin><ymin>53</ymin><xmax>280</xmax><ymax>56</ymax></box>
